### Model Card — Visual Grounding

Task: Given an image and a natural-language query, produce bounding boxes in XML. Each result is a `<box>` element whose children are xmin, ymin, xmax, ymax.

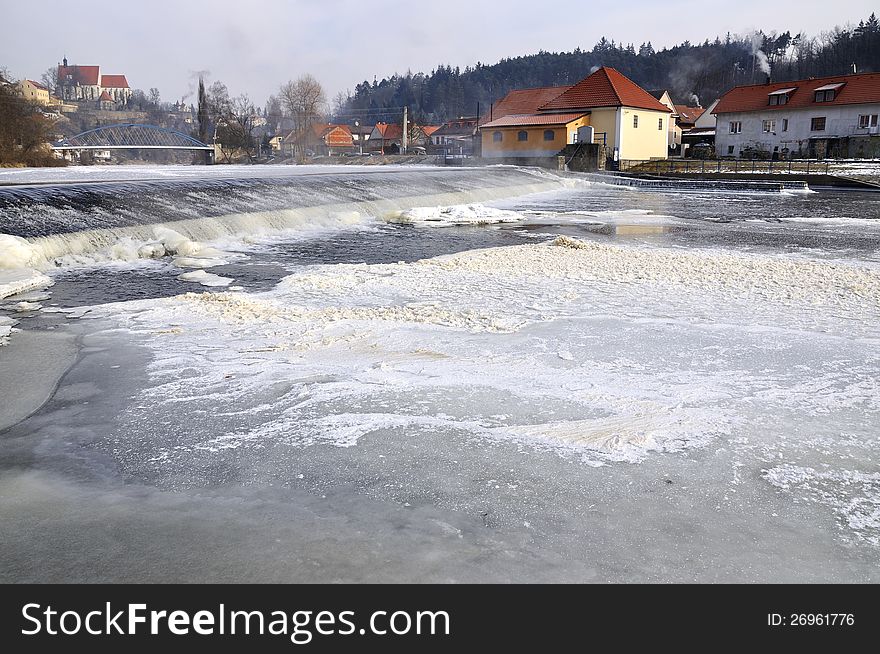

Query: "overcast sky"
<box><xmin>3</xmin><ymin>1</ymin><xmax>876</xmax><ymax>106</ymax></box>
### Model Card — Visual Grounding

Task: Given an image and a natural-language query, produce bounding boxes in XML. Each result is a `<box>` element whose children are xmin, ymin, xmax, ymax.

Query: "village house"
<box><xmin>649</xmin><ymin>90</ymin><xmax>680</xmax><ymax>153</ymax></box>
<box><xmin>681</xmin><ymin>98</ymin><xmax>718</xmax><ymax>155</ymax></box>
<box><xmin>349</xmin><ymin>123</ymin><xmax>373</xmax><ymax>152</ymax></box>
<box><xmin>713</xmin><ymin>72</ymin><xmax>880</xmax><ymax>159</ymax></box>
<box><xmin>480</xmin><ymin>67</ymin><xmax>671</xmax><ymax>163</ymax></box>
<box><xmin>282</xmin><ymin>123</ymin><xmax>355</xmax><ymax>157</ymax></box>
<box><xmin>431</xmin><ymin>117</ymin><xmax>479</xmax><ymax>155</ymax></box>
<box><xmin>17</xmin><ymin>80</ymin><xmax>51</xmax><ymax>106</ymax></box>
<box><xmin>57</xmin><ymin>57</ymin><xmax>132</xmax><ymax>109</ymax></box>
<box><xmin>368</xmin><ymin>122</ymin><xmax>404</xmax><ymax>153</ymax></box>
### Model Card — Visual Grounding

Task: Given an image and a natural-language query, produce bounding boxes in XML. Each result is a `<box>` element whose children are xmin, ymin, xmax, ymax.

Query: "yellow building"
<box><xmin>482</xmin><ymin>113</ymin><xmax>589</xmax><ymax>158</ymax></box>
<box><xmin>480</xmin><ymin>67</ymin><xmax>671</xmax><ymax>162</ymax></box>
<box><xmin>17</xmin><ymin>79</ymin><xmax>51</xmax><ymax>106</ymax></box>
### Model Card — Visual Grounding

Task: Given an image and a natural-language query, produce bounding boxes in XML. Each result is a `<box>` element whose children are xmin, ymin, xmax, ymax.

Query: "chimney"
<box><xmin>765</xmin><ymin>75</ymin><xmax>771</xmax><ymax>85</ymax></box>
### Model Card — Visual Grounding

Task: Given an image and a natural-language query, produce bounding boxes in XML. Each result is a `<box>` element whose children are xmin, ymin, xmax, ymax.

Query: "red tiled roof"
<box><xmin>98</xmin><ymin>91</ymin><xmax>113</xmax><ymax>101</ymax></box>
<box><xmin>540</xmin><ymin>67</ymin><xmax>671</xmax><ymax>113</ymax></box>
<box><xmin>324</xmin><ymin>125</ymin><xmax>353</xmax><ymax>147</ymax></box>
<box><xmin>480</xmin><ymin>86</ymin><xmax>570</xmax><ymax>125</ymax></box>
<box><xmin>421</xmin><ymin>125</ymin><xmax>441</xmax><ymax>136</ymax></box>
<box><xmin>713</xmin><ymin>72</ymin><xmax>880</xmax><ymax>114</ymax></box>
<box><xmin>26</xmin><ymin>80</ymin><xmax>48</xmax><ymax>91</ymax></box>
<box><xmin>101</xmin><ymin>74</ymin><xmax>129</xmax><ymax>89</ymax></box>
<box><xmin>674</xmin><ymin>105</ymin><xmax>706</xmax><ymax>123</ymax></box>
<box><xmin>481</xmin><ymin>112</ymin><xmax>588</xmax><ymax>128</ymax></box>
<box><xmin>382</xmin><ymin>124</ymin><xmax>403</xmax><ymax>140</ymax></box>
<box><xmin>58</xmin><ymin>65</ymin><xmax>100</xmax><ymax>86</ymax></box>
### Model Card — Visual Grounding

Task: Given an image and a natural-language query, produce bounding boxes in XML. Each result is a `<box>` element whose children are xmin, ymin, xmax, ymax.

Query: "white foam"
<box><xmin>389</xmin><ymin>203</ymin><xmax>524</xmax><ymax>226</ymax></box>
<box><xmin>177</xmin><ymin>270</ymin><xmax>233</xmax><ymax>287</ymax></box>
<box><xmin>0</xmin><ymin>234</ymin><xmax>40</xmax><ymax>269</ymax></box>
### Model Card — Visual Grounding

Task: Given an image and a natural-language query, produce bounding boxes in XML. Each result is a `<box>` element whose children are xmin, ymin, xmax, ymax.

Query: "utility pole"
<box><xmin>402</xmin><ymin>106</ymin><xmax>408</xmax><ymax>154</ymax></box>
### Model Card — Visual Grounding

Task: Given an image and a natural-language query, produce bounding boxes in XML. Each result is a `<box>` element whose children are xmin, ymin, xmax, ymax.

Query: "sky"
<box><xmin>2</xmin><ymin>1</ymin><xmax>876</xmax><ymax>107</ymax></box>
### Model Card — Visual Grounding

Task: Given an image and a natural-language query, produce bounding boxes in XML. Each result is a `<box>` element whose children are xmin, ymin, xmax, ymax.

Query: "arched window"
<box><xmin>543</xmin><ymin>130</ymin><xmax>555</xmax><ymax>141</ymax></box>
<box><xmin>517</xmin><ymin>130</ymin><xmax>528</xmax><ymax>142</ymax></box>
<box><xmin>493</xmin><ymin>131</ymin><xmax>502</xmax><ymax>142</ymax></box>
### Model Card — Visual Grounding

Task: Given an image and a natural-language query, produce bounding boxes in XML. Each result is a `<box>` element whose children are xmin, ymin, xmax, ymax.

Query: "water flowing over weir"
<box><xmin>0</xmin><ymin>167</ymin><xmax>562</xmax><ymax>267</ymax></box>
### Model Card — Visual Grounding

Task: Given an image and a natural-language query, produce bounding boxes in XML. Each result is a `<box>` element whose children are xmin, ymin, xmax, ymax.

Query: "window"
<box><xmin>858</xmin><ymin>114</ymin><xmax>879</xmax><ymax>128</ymax></box>
<box><xmin>811</xmin><ymin>117</ymin><xmax>826</xmax><ymax>131</ymax></box>
<box><xmin>543</xmin><ymin>129</ymin><xmax>555</xmax><ymax>141</ymax></box>
<box><xmin>727</xmin><ymin>145</ymin><xmax>735</xmax><ymax>155</ymax></box>
<box><xmin>767</xmin><ymin>87</ymin><xmax>796</xmax><ymax>106</ymax></box>
<box><xmin>782</xmin><ymin>119</ymin><xmax>788</xmax><ymax>132</ymax></box>
<box><xmin>729</xmin><ymin>121</ymin><xmax>742</xmax><ymax>134</ymax></box>
<box><xmin>658</xmin><ymin>118</ymin><xmax>663</xmax><ymax>130</ymax></box>
<box><xmin>814</xmin><ymin>90</ymin><xmax>835</xmax><ymax>102</ymax></box>
<box><xmin>517</xmin><ymin>130</ymin><xmax>528</xmax><ymax>142</ymax></box>
<box><xmin>762</xmin><ymin>119</ymin><xmax>776</xmax><ymax>133</ymax></box>
<box><xmin>633</xmin><ymin>115</ymin><xmax>639</xmax><ymax>128</ymax></box>
<box><xmin>492</xmin><ymin>131</ymin><xmax>502</xmax><ymax>142</ymax></box>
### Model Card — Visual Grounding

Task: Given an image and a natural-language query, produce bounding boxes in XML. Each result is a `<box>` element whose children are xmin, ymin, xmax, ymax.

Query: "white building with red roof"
<box><xmin>713</xmin><ymin>72</ymin><xmax>880</xmax><ymax>159</ymax></box>
<box><xmin>57</xmin><ymin>57</ymin><xmax>132</xmax><ymax>108</ymax></box>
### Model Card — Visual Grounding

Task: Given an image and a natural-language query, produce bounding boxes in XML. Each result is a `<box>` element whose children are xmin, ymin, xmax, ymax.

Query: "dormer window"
<box><xmin>813</xmin><ymin>82</ymin><xmax>844</xmax><ymax>103</ymax></box>
<box><xmin>768</xmin><ymin>88</ymin><xmax>795</xmax><ymax>106</ymax></box>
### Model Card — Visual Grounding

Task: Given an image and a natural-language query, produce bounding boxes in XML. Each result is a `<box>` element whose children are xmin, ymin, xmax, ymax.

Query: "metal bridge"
<box><xmin>52</xmin><ymin>124</ymin><xmax>213</xmax><ymax>152</ymax></box>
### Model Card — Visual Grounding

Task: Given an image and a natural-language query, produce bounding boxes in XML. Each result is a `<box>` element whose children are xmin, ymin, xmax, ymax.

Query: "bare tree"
<box><xmin>265</xmin><ymin>94</ymin><xmax>283</xmax><ymax>133</ymax></box>
<box><xmin>207</xmin><ymin>80</ymin><xmax>230</xmax><ymax>123</ymax></box>
<box><xmin>331</xmin><ymin>90</ymin><xmax>350</xmax><ymax>119</ymax></box>
<box><xmin>148</xmin><ymin>87</ymin><xmax>161</xmax><ymax>107</ymax></box>
<box><xmin>41</xmin><ymin>66</ymin><xmax>59</xmax><ymax>96</ymax></box>
<box><xmin>278</xmin><ymin>74</ymin><xmax>327</xmax><ymax>157</ymax></box>
<box><xmin>213</xmin><ymin>93</ymin><xmax>257</xmax><ymax>163</ymax></box>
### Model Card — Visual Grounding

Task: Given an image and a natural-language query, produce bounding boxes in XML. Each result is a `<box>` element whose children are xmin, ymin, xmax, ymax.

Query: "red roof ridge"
<box><xmin>539</xmin><ymin>67</ymin><xmax>671</xmax><ymax>113</ymax></box>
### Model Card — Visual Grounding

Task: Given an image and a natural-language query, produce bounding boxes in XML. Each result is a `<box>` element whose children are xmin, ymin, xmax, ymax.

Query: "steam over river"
<box><xmin>1</xmin><ymin>165</ymin><xmax>878</xmax><ymax>582</ymax></box>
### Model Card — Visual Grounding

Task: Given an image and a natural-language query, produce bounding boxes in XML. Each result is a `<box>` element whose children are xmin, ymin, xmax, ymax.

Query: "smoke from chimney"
<box><xmin>749</xmin><ymin>33</ymin><xmax>771</xmax><ymax>80</ymax></box>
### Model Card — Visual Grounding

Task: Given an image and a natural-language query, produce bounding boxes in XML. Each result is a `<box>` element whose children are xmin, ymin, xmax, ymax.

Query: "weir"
<box><xmin>0</xmin><ymin>167</ymin><xmax>563</xmax><ymax>269</ymax></box>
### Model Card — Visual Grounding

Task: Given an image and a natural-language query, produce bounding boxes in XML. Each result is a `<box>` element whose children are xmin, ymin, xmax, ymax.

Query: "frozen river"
<box><xmin>1</xmin><ymin>165</ymin><xmax>878</xmax><ymax>582</ymax></box>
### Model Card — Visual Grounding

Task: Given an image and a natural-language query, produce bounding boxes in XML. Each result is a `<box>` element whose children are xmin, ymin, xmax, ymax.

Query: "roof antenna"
<box><xmin>852</xmin><ymin>62</ymin><xmax>857</xmax><ymax>74</ymax></box>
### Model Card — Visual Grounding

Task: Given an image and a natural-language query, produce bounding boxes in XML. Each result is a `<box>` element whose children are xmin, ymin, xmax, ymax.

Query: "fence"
<box><xmin>617</xmin><ymin>159</ymin><xmax>832</xmax><ymax>175</ymax></box>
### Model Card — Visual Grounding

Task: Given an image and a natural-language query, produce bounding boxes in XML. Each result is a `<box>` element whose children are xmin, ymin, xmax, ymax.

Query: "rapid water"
<box><xmin>1</xmin><ymin>165</ymin><xmax>878</xmax><ymax>583</ymax></box>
